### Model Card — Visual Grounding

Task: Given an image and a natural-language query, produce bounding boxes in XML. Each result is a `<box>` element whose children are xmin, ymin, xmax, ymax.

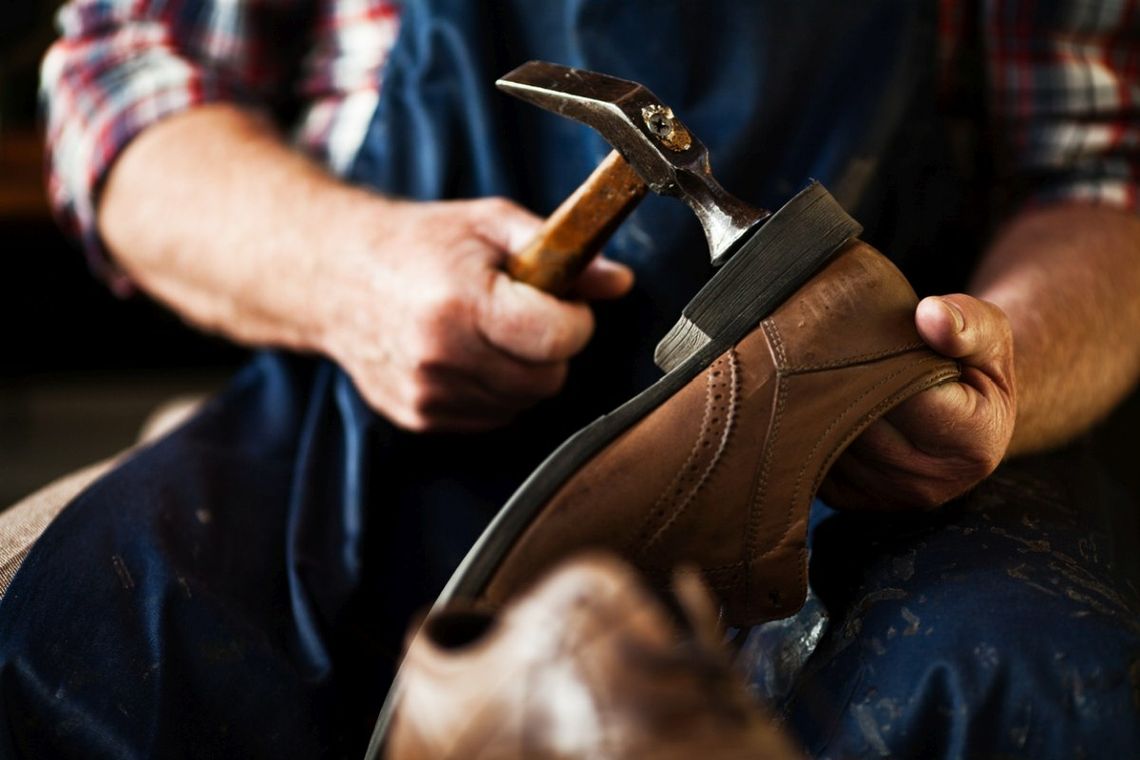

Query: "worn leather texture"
<box><xmin>388</xmin><ymin>555</ymin><xmax>803</xmax><ymax>759</ymax></box>
<box><xmin>485</xmin><ymin>242</ymin><xmax>960</xmax><ymax>625</ymax></box>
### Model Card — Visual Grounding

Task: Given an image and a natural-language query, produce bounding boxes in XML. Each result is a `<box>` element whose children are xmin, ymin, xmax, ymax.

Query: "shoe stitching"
<box><xmin>637</xmin><ymin>349</ymin><xmax>740</xmax><ymax>555</ymax></box>
<box><xmin>629</xmin><ymin>360</ymin><xmax>715</xmax><ymax>552</ymax></box>
<box><xmin>804</xmin><ymin>359</ymin><xmax>961</xmax><ymax>510</ymax></box>
<box><xmin>744</xmin><ymin>319</ymin><xmax>788</xmax><ymax>593</ymax></box>
<box><xmin>641</xmin><ymin>336</ymin><xmax>956</xmax><ymax>616</ymax></box>
<box><xmin>782</xmin><ymin>340</ymin><xmax>927</xmax><ymax>374</ymax></box>
<box><xmin>642</xmin><ymin>350</ymin><xmax>738</xmax><ymax>553</ymax></box>
<box><xmin>729</xmin><ymin>350</ymin><xmax>953</xmax><ymax>619</ymax></box>
<box><xmin>630</xmin><ymin>356</ymin><xmax>721</xmax><ymax>553</ymax></box>
<box><xmin>708</xmin><ymin>356</ymin><xmax>956</xmax><ymax>619</ymax></box>
<box><xmin>763</xmin><ymin>352</ymin><xmax>938</xmax><ymax>555</ymax></box>
<box><xmin>697</xmin><ymin>560</ymin><xmax>747</xmax><ymax>573</ymax></box>
<box><xmin>757</xmin><ymin>352</ymin><xmax>957</xmax><ymax>561</ymax></box>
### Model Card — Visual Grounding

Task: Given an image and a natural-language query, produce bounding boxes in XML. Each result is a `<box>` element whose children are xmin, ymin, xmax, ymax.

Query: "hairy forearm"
<box><xmin>971</xmin><ymin>204</ymin><xmax>1140</xmax><ymax>456</ymax></box>
<box><xmin>97</xmin><ymin>103</ymin><xmax>386</xmax><ymax>352</ymax></box>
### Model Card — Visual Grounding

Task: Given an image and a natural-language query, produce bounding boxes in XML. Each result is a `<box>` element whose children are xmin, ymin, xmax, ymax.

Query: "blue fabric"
<box><xmin>1</xmin><ymin>1</ymin><xmax>1137</xmax><ymax>758</ymax></box>
<box><xmin>741</xmin><ymin>448</ymin><xmax>1140</xmax><ymax>758</ymax></box>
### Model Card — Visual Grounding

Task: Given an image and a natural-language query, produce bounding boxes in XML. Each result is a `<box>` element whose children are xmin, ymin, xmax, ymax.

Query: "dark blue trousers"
<box><xmin>743</xmin><ymin>446</ymin><xmax>1140</xmax><ymax>758</ymax></box>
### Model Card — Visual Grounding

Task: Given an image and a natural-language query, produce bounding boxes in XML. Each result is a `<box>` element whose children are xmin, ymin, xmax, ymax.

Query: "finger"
<box><xmin>343</xmin><ymin>369</ymin><xmax>517</xmax><ymax>433</ymax></box>
<box><xmin>391</xmin><ymin>379</ymin><xmax>527</xmax><ymax>433</ymax></box>
<box><xmin>417</xmin><ymin>396</ymin><xmax>522</xmax><ymax>429</ymax></box>
<box><xmin>819</xmin><ymin>459</ymin><xmax>879</xmax><ymax>510</ymax></box>
<box><xmin>825</xmin><ymin>430</ymin><xmax>949</xmax><ymax>511</ymax></box>
<box><xmin>822</xmin><ymin>455</ymin><xmax>920</xmax><ymax>511</ymax></box>
<box><xmin>419</xmin><ymin>357</ymin><xmax>567</xmax><ymax>406</ymax></box>
<box><xmin>477</xmin><ymin>272</ymin><xmax>595</xmax><ymax>362</ymax></box>
<box><xmin>469</xmin><ymin>356</ymin><xmax>569</xmax><ymax>402</ymax></box>
<box><xmin>915</xmin><ymin>295</ymin><xmax>1014</xmax><ymax>392</ymax></box>
<box><xmin>881</xmin><ymin>378</ymin><xmax>977</xmax><ymax>445</ymax></box>
<box><xmin>468</xmin><ymin>197</ymin><xmax>544</xmax><ymax>255</ymax></box>
<box><xmin>567</xmin><ymin>256</ymin><xmax>635</xmax><ymax>301</ymax></box>
<box><xmin>880</xmin><ymin>387</ymin><xmax>1005</xmax><ymax>475</ymax></box>
<box><xmin>400</xmin><ymin>409</ymin><xmax>517</xmax><ymax>434</ymax></box>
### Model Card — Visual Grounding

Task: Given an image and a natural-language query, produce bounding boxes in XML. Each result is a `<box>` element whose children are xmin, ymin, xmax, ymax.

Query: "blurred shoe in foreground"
<box><xmin>387</xmin><ymin>553</ymin><xmax>804</xmax><ymax>759</ymax></box>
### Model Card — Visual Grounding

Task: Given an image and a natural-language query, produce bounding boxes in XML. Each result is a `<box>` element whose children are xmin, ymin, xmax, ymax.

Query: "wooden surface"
<box><xmin>507</xmin><ymin>149</ymin><xmax>646</xmax><ymax>295</ymax></box>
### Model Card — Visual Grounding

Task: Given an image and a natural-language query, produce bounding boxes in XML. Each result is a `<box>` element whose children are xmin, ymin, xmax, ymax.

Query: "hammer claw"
<box><xmin>499</xmin><ymin>61</ymin><xmax>769</xmax><ymax>265</ymax></box>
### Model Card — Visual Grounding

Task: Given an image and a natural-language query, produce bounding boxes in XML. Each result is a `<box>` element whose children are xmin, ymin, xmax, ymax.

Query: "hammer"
<box><xmin>366</xmin><ymin>63</ymin><xmax>866</xmax><ymax>760</ymax></box>
<box><xmin>501</xmin><ymin>61</ymin><xmax>860</xmax><ymax>374</ymax></box>
<box><xmin>502</xmin><ymin>60</ymin><xmax>772</xmax><ymax>294</ymax></box>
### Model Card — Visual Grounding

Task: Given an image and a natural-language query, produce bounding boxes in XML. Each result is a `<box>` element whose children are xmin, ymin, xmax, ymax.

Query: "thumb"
<box><xmin>477</xmin><ymin>272</ymin><xmax>595</xmax><ymax>363</ymax></box>
<box><xmin>568</xmin><ymin>256</ymin><xmax>636</xmax><ymax>301</ymax></box>
<box><xmin>915</xmin><ymin>294</ymin><xmax>1014</xmax><ymax>391</ymax></box>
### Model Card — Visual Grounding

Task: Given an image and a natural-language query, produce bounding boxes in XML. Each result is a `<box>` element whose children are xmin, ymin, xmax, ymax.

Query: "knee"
<box><xmin>795</xmin><ymin>550</ymin><xmax>1140</xmax><ymax>758</ymax></box>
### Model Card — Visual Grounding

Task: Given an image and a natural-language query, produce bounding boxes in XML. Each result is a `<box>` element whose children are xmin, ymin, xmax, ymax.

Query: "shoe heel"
<box><xmin>655</xmin><ymin>181</ymin><xmax>862</xmax><ymax>372</ymax></box>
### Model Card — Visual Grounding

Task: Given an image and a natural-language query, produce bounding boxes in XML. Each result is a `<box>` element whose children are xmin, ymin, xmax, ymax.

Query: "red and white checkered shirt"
<box><xmin>41</xmin><ymin>0</ymin><xmax>1140</xmax><ymax>286</ymax></box>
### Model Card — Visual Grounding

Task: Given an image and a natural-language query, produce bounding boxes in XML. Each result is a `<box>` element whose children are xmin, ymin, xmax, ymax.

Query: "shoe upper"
<box><xmin>483</xmin><ymin>242</ymin><xmax>959</xmax><ymax>625</ymax></box>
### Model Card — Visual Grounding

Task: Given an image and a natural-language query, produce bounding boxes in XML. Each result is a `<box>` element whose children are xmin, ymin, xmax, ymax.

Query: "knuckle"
<box><xmin>910</xmin><ymin>481</ymin><xmax>951</xmax><ymax>511</ymax></box>
<box><xmin>415</xmin><ymin>302</ymin><xmax>470</xmax><ymax>361</ymax></box>
<box><xmin>537</xmin><ymin>326</ymin><xmax>568</xmax><ymax>359</ymax></box>
<box><xmin>413</xmin><ymin>333</ymin><xmax>451</xmax><ymax>368</ymax></box>
<box><xmin>517</xmin><ymin>363</ymin><xmax>567</xmax><ymax>400</ymax></box>
<box><xmin>395</xmin><ymin>399</ymin><xmax>435</xmax><ymax>433</ymax></box>
<box><xmin>407</xmin><ymin>362</ymin><xmax>439</xmax><ymax>391</ymax></box>
<box><xmin>423</xmin><ymin>289</ymin><xmax>468</xmax><ymax>325</ymax></box>
<box><xmin>404</xmin><ymin>381</ymin><xmax>439</xmax><ymax>418</ymax></box>
<box><xmin>962</xmin><ymin>429</ymin><xmax>1005</xmax><ymax>476</ymax></box>
<box><xmin>541</xmin><ymin>362</ymin><xmax>569</xmax><ymax>395</ymax></box>
<box><xmin>357</xmin><ymin>383</ymin><xmax>392</xmax><ymax>419</ymax></box>
<box><xmin>539</xmin><ymin>311</ymin><xmax>591</xmax><ymax>359</ymax></box>
<box><xmin>481</xmin><ymin>196</ymin><xmax>515</xmax><ymax>217</ymax></box>
<box><xmin>398</xmin><ymin>411</ymin><xmax>434</xmax><ymax>434</ymax></box>
<box><xmin>974</xmin><ymin>447</ymin><xmax>1003</xmax><ymax>477</ymax></box>
<box><xmin>528</xmin><ymin>323</ymin><xmax>559</xmax><ymax>359</ymax></box>
<box><xmin>374</xmin><ymin>384</ymin><xmax>432</xmax><ymax>432</ymax></box>
<box><xmin>982</xmin><ymin>301</ymin><xmax>1013</xmax><ymax>341</ymax></box>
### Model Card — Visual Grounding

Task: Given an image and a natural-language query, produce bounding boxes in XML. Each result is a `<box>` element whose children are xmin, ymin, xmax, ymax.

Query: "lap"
<box><xmin>0</xmin><ymin>352</ymin><xmax>560</xmax><ymax>758</ymax></box>
<box><xmin>0</xmin><ymin>356</ymin><xmax>387</xmax><ymax>758</ymax></box>
<box><xmin>746</xmin><ymin>445</ymin><xmax>1140</xmax><ymax>759</ymax></box>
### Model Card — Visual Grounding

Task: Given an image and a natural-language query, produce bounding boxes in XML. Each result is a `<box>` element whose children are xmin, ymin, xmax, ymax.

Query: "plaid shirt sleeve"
<box><xmin>985</xmin><ymin>0</ymin><xmax>1140</xmax><ymax>211</ymax></box>
<box><xmin>40</xmin><ymin>0</ymin><xmax>399</xmax><ymax>291</ymax></box>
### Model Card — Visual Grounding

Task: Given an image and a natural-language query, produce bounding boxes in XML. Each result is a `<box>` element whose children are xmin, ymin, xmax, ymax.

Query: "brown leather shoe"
<box><xmin>442</xmin><ymin>183</ymin><xmax>959</xmax><ymax>626</ymax></box>
<box><xmin>386</xmin><ymin>554</ymin><xmax>804</xmax><ymax>760</ymax></box>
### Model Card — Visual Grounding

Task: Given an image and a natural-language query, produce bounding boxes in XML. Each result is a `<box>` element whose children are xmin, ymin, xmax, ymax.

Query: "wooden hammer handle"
<box><xmin>507</xmin><ymin>150</ymin><xmax>646</xmax><ymax>295</ymax></box>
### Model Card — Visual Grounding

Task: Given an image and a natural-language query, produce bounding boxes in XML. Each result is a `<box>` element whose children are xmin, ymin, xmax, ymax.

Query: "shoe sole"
<box><xmin>363</xmin><ymin>181</ymin><xmax>861</xmax><ymax>759</ymax></box>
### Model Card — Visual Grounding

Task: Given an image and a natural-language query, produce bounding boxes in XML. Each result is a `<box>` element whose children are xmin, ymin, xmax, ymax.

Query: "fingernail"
<box><xmin>939</xmin><ymin>299</ymin><xmax>965</xmax><ymax>333</ymax></box>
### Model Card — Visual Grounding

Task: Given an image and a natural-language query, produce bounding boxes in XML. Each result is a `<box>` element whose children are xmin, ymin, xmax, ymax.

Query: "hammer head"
<box><xmin>498</xmin><ymin>61</ymin><xmax>768</xmax><ymax>265</ymax></box>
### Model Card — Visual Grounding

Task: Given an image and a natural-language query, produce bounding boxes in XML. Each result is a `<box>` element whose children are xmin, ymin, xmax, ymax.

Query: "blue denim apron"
<box><xmin>1</xmin><ymin>1</ymin><xmax>1137</xmax><ymax>758</ymax></box>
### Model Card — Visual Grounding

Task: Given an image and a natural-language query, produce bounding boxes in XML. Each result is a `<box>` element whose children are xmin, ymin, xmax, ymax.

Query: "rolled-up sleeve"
<box><xmin>986</xmin><ymin>0</ymin><xmax>1140</xmax><ymax>213</ymax></box>
<box><xmin>40</xmin><ymin>0</ymin><xmax>314</xmax><ymax>291</ymax></box>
